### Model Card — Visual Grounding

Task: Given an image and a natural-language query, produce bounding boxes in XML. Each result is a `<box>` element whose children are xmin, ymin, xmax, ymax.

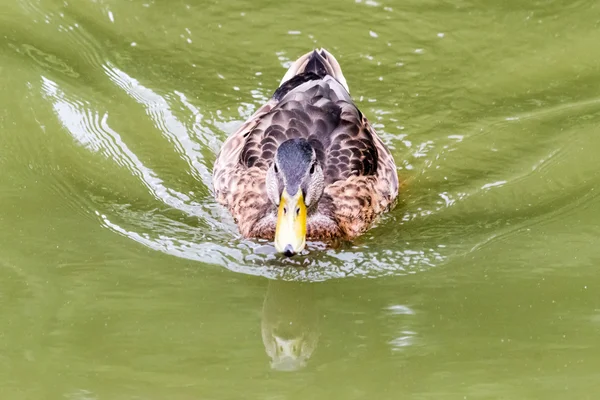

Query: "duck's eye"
<box><xmin>296</xmin><ymin>207</ymin><xmax>301</xmax><ymax>216</ymax></box>
<box><xmin>309</xmin><ymin>164</ymin><xmax>315</xmax><ymax>174</ymax></box>
<box><xmin>274</xmin><ymin>163</ymin><xmax>279</xmax><ymax>173</ymax></box>
<box><xmin>283</xmin><ymin>207</ymin><xmax>287</xmax><ymax>215</ymax></box>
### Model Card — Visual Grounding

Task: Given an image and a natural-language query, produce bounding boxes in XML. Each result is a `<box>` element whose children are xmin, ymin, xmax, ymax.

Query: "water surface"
<box><xmin>1</xmin><ymin>0</ymin><xmax>600</xmax><ymax>398</ymax></box>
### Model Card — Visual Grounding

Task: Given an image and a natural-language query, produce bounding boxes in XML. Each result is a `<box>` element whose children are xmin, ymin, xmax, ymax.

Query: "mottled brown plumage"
<box><xmin>213</xmin><ymin>49</ymin><xmax>398</xmax><ymax>244</ymax></box>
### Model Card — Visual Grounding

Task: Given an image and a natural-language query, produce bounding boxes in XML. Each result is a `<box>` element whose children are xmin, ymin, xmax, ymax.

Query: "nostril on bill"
<box><xmin>283</xmin><ymin>245</ymin><xmax>296</xmax><ymax>257</ymax></box>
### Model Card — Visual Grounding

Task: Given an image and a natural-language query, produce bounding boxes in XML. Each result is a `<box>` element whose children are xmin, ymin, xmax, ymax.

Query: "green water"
<box><xmin>2</xmin><ymin>0</ymin><xmax>600</xmax><ymax>398</ymax></box>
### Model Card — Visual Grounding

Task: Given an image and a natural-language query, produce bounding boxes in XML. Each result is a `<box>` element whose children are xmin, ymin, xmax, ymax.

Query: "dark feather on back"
<box><xmin>239</xmin><ymin>78</ymin><xmax>379</xmax><ymax>187</ymax></box>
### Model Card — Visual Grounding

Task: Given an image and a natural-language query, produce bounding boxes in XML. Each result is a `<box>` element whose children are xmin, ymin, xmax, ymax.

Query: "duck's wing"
<box><xmin>211</xmin><ymin>96</ymin><xmax>278</xmax><ymax>237</ymax></box>
<box><xmin>213</xmin><ymin>97</ymin><xmax>278</xmax><ymax>180</ymax></box>
<box><xmin>308</xmin><ymin>78</ymin><xmax>398</xmax><ymax>238</ymax></box>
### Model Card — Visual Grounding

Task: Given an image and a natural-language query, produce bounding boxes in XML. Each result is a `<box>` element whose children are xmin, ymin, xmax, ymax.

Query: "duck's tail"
<box><xmin>279</xmin><ymin>48</ymin><xmax>350</xmax><ymax>93</ymax></box>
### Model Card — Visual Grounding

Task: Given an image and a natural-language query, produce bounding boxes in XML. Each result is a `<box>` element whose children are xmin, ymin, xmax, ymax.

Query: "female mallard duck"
<box><xmin>213</xmin><ymin>49</ymin><xmax>398</xmax><ymax>256</ymax></box>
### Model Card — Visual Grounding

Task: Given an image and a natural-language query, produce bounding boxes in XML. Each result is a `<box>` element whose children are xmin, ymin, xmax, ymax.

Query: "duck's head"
<box><xmin>266</xmin><ymin>138</ymin><xmax>325</xmax><ymax>256</ymax></box>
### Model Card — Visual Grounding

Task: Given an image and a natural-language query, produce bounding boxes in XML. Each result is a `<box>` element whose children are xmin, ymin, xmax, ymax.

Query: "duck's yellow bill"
<box><xmin>274</xmin><ymin>190</ymin><xmax>307</xmax><ymax>256</ymax></box>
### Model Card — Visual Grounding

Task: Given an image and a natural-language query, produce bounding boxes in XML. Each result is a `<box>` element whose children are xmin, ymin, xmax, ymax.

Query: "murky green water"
<box><xmin>2</xmin><ymin>0</ymin><xmax>600</xmax><ymax>398</ymax></box>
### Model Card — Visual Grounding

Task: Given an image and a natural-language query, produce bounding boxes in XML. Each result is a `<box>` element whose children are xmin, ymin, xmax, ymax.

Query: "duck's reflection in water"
<box><xmin>261</xmin><ymin>280</ymin><xmax>319</xmax><ymax>371</ymax></box>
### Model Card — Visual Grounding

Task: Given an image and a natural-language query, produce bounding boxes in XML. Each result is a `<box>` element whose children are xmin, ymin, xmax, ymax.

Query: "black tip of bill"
<box><xmin>283</xmin><ymin>245</ymin><xmax>296</xmax><ymax>257</ymax></box>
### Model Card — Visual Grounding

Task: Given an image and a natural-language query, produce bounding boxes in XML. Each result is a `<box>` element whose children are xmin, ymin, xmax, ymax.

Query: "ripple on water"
<box><xmin>19</xmin><ymin>44</ymin><xmax>80</xmax><ymax>78</ymax></box>
<box><xmin>40</xmin><ymin>76</ymin><xmax>221</xmax><ymax>219</ymax></box>
<box><xmin>103</xmin><ymin>63</ymin><xmax>214</xmax><ymax>186</ymax></box>
<box><xmin>95</xmin><ymin>199</ymin><xmax>448</xmax><ymax>282</ymax></box>
<box><xmin>38</xmin><ymin>53</ymin><xmax>460</xmax><ymax>281</ymax></box>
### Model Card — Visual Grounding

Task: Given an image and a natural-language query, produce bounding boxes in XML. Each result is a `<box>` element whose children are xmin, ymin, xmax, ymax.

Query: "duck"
<box><xmin>212</xmin><ymin>49</ymin><xmax>399</xmax><ymax>256</ymax></box>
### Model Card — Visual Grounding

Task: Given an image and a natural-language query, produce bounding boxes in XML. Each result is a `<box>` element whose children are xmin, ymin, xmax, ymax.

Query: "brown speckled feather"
<box><xmin>213</xmin><ymin>49</ymin><xmax>398</xmax><ymax>241</ymax></box>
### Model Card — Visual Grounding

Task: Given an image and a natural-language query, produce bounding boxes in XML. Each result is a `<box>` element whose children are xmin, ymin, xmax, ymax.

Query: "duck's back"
<box><xmin>239</xmin><ymin>74</ymin><xmax>380</xmax><ymax>186</ymax></box>
<box><xmin>213</xmin><ymin>49</ymin><xmax>398</xmax><ymax>239</ymax></box>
